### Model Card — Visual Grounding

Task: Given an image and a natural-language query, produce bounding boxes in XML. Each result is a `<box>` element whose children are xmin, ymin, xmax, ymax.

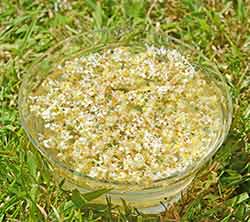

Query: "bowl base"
<box><xmin>56</xmin><ymin>174</ymin><xmax>192</xmax><ymax>214</ymax></box>
<box><xmin>137</xmin><ymin>193</ymin><xmax>182</xmax><ymax>214</ymax></box>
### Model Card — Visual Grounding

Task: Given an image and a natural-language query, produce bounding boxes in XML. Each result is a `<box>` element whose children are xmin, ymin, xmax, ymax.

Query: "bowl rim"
<box><xmin>18</xmin><ymin>29</ymin><xmax>233</xmax><ymax>188</ymax></box>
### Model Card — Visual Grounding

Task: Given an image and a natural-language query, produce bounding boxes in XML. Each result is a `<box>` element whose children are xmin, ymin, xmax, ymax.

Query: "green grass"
<box><xmin>0</xmin><ymin>0</ymin><xmax>249</xmax><ymax>221</ymax></box>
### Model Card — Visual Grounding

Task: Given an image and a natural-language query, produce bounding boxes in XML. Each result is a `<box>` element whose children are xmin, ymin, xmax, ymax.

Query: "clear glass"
<box><xmin>18</xmin><ymin>29</ymin><xmax>232</xmax><ymax>213</ymax></box>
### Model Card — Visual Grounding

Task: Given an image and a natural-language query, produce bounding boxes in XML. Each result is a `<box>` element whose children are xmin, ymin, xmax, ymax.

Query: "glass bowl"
<box><xmin>18</xmin><ymin>29</ymin><xmax>232</xmax><ymax>213</ymax></box>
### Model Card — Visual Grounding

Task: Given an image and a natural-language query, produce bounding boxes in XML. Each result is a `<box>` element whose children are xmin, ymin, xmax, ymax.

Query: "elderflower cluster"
<box><xmin>28</xmin><ymin>46</ymin><xmax>222</xmax><ymax>184</ymax></box>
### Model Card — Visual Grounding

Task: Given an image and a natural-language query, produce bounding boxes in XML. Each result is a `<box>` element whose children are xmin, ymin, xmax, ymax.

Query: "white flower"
<box><xmin>133</xmin><ymin>153</ymin><xmax>145</xmax><ymax>168</ymax></box>
<box><xmin>43</xmin><ymin>138</ymin><xmax>55</xmax><ymax>149</ymax></box>
<box><xmin>88</xmin><ymin>167</ymin><xmax>98</xmax><ymax>178</ymax></box>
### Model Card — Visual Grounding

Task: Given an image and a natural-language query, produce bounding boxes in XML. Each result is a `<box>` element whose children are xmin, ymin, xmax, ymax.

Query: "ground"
<box><xmin>0</xmin><ymin>0</ymin><xmax>249</xmax><ymax>221</ymax></box>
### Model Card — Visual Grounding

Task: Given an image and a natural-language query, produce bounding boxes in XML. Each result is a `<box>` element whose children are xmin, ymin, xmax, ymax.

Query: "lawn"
<box><xmin>0</xmin><ymin>0</ymin><xmax>249</xmax><ymax>221</ymax></box>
